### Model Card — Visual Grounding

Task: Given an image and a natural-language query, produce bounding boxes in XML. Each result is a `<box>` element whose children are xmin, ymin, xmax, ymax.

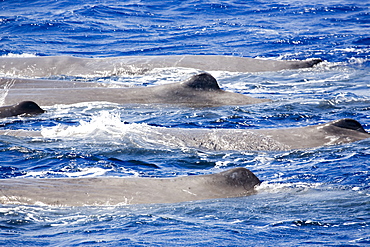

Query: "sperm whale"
<box><xmin>0</xmin><ymin>167</ymin><xmax>260</xmax><ymax>206</ymax></box>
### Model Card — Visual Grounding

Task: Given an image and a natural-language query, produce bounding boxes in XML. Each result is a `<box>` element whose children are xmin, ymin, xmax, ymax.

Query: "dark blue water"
<box><xmin>0</xmin><ymin>0</ymin><xmax>370</xmax><ymax>246</ymax></box>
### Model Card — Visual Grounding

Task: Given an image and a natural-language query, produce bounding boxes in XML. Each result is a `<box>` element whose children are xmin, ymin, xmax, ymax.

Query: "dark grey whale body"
<box><xmin>1</xmin><ymin>73</ymin><xmax>270</xmax><ymax>106</ymax></box>
<box><xmin>1</xmin><ymin>119</ymin><xmax>368</xmax><ymax>151</ymax></box>
<box><xmin>0</xmin><ymin>167</ymin><xmax>260</xmax><ymax>206</ymax></box>
<box><xmin>144</xmin><ymin>118</ymin><xmax>370</xmax><ymax>151</ymax></box>
<box><xmin>252</xmin><ymin>118</ymin><xmax>370</xmax><ymax>150</ymax></box>
<box><xmin>0</xmin><ymin>55</ymin><xmax>322</xmax><ymax>77</ymax></box>
<box><xmin>0</xmin><ymin>101</ymin><xmax>45</xmax><ymax>118</ymax></box>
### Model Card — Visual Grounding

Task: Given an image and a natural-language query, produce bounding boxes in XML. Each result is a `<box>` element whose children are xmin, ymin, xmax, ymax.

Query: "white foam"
<box><xmin>256</xmin><ymin>181</ymin><xmax>323</xmax><ymax>193</ymax></box>
<box><xmin>40</xmin><ymin>111</ymin><xmax>169</xmax><ymax>149</ymax></box>
<box><xmin>22</xmin><ymin>167</ymin><xmax>110</xmax><ymax>178</ymax></box>
<box><xmin>1</xmin><ymin>53</ymin><xmax>37</xmax><ymax>57</ymax></box>
<box><xmin>41</xmin><ymin>111</ymin><xmax>128</xmax><ymax>139</ymax></box>
<box><xmin>104</xmin><ymin>67</ymin><xmax>200</xmax><ymax>87</ymax></box>
<box><xmin>348</xmin><ymin>57</ymin><xmax>370</xmax><ymax>65</ymax></box>
<box><xmin>0</xmin><ymin>78</ymin><xmax>15</xmax><ymax>105</ymax></box>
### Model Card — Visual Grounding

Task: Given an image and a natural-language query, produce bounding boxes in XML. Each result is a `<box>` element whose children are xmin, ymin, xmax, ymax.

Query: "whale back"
<box><xmin>0</xmin><ymin>119</ymin><xmax>367</xmax><ymax>150</ymax></box>
<box><xmin>0</xmin><ymin>168</ymin><xmax>260</xmax><ymax>206</ymax></box>
<box><xmin>254</xmin><ymin>118</ymin><xmax>370</xmax><ymax>149</ymax></box>
<box><xmin>0</xmin><ymin>55</ymin><xmax>323</xmax><ymax>78</ymax></box>
<box><xmin>0</xmin><ymin>74</ymin><xmax>270</xmax><ymax>106</ymax></box>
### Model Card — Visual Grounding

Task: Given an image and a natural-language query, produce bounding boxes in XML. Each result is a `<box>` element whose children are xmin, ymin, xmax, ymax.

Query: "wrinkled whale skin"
<box><xmin>0</xmin><ymin>73</ymin><xmax>270</xmax><ymax>107</ymax></box>
<box><xmin>0</xmin><ymin>55</ymin><xmax>323</xmax><ymax>77</ymax></box>
<box><xmin>0</xmin><ymin>167</ymin><xmax>260</xmax><ymax>206</ymax></box>
<box><xmin>0</xmin><ymin>119</ymin><xmax>368</xmax><ymax>151</ymax></box>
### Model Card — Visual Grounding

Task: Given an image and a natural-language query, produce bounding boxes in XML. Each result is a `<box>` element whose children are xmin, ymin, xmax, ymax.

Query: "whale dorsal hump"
<box><xmin>221</xmin><ymin>167</ymin><xmax>261</xmax><ymax>190</ymax></box>
<box><xmin>181</xmin><ymin>73</ymin><xmax>221</xmax><ymax>91</ymax></box>
<box><xmin>330</xmin><ymin>118</ymin><xmax>368</xmax><ymax>133</ymax></box>
<box><xmin>16</xmin><ymin>101</ymin><xmax>45</xmax><ymax>115</ymax></box>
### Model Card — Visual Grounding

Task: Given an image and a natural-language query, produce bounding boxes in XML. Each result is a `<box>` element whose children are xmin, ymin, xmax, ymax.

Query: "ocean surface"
<box><xmin>0</xmin><ymin>0</ymin><xmax>370</xmax><ymax>246</ymax></box>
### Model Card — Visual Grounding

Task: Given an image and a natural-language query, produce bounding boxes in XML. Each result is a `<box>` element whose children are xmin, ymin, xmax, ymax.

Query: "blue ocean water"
<box><xmin>0</xmin><ymin>0</ymin><xmax>370</xmax><ymax>246</ymax></box>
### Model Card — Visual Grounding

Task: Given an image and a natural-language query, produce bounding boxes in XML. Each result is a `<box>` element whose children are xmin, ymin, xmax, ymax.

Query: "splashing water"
<box><xmin>0</xmin><ymin>78</ymin><xmax>15</xmax><ymax>106</ymax></box>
